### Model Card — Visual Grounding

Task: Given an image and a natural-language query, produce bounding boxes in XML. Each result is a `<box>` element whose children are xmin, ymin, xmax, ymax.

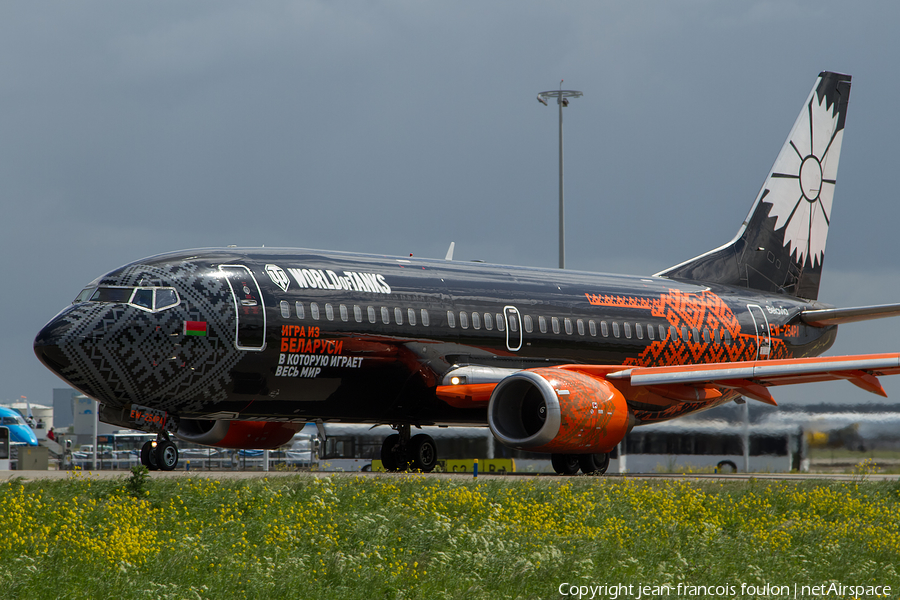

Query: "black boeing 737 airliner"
<box><xmin>34</xmin><ymin>72</ymin><xmax>900</xmax><ymax>474</ymax></box>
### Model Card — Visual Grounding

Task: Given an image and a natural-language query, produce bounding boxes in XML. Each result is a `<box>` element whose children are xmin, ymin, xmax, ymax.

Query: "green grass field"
<box><xmin>0</xmin><ymin>471</ymin><xmax>898</xmax><ymax>599</ymax></box>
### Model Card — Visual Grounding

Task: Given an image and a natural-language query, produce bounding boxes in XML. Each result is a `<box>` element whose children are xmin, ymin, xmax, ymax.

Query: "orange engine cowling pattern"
<box><xmin>175</xmin><ymin>419</ymin><xmax>301</xmax><ymax>449</ymax></box>
<box><xmin>488</xmin><ymin>367</ymin><xmax>630</xmax><ymax>454</ymax></box>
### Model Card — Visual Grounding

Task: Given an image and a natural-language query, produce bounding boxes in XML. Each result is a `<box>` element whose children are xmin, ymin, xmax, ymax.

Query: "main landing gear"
<box><xmin>381</xmin><ymin>424</ymin><xmax>438</xmax><ymax>473</ymax></box>
<box><xmin>140</xmin><ymin>433</ymin><xmax>179</xmax><ymax>471</ymax></box>
<box><xmin>551</xmin><ymin>452</ymin><xmax>610</xmax><ymax>476</ymax></box>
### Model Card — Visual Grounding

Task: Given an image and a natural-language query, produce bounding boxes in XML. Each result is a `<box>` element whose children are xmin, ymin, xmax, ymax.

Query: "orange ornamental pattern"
<box><xmin>528</xmin><ymin>368</ymin><xmax>629</xmax><ymax>454</ymax></box>
<box><xmin>585</xmin><ymin>289</ymin><xmax>790</xmax><ymax>367</ymax></box>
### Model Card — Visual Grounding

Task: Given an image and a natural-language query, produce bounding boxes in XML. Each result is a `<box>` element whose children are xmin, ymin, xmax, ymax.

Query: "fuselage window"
<box><xmin>310</xmin><ymin>303</ymin><xmax>320</xmax><ymax>320</ymax></box>
<box><xmin>421</xmin><ymin>309</ymin><xmax>430</xmax><ymax>327</ymax></box>
<box><xmin>447</xmin><ymin>311</ymin><xmax>456</xmax><ymax>328</ymax></box>
<box><xmin>539</xmin><ymin>316</ymin><xmax>547</xmax><ymax>334</ymax></box>
<box><xmin>354</xmin><ymin>305</ymin><xmax>363</xmax><ymax>323</ymax></box>
<box><xmin>681</xmin><ymin>326</ymin><xmax>688</xmax><ymax>342</ymax></box>
<box><xmin>381</xmin><ymin>307</ymin><xmax>390</xmax><ymax>324</ymax></box>
<box><xmin>601</xmin><ymin>321</ymin><xmax>609</xmax><ymax>337</ymax></box>
<box><xmin>589</xmin><ymin>320</ymin><xmax>597</xmax><ymax>336</ymax></box>
<box><xmin>394</xmin><ymin>307</ymin><xmax>403</xmax><ymax>325</ymax></box>
<box><xmin>340</xmin><ymin>304</ymin><xmax>349</xmax><ymax>322</ymax></box>
<box><xmin>714</xmin><ymin>329</ymin><xmax>721</xmax><ymax>345</ymax></box>
<box><xmin>487</xmin><ymin>313</ymin><xmax>496</xmax><ymax>331</ymax></box>
<box><xmin>564</xmin><ymin>318</ymin><xmax>573</xmax><ymax>335</ymax></box>
<box><xmin>407</xmin><ymin>308</ymin><xmax>416</xmax><ymax>326</ymax></box>
<box><xmin>612</xmin><ymin>322</ymin><xmax>620</xmax><ymax>338</ymax></box>
<box><xmin>509</xmin><ymin>316</ymin><xmax>518</xmax><ymax>333</ymax></box>
<box><xmin>472</xmin><ymin>312</ymin><xmax>481</xmax><ymax>329</ymax></box>
<box><xmin>325</xmin><ymin>304</ymin><xmax>334</xmax><ymax>321</ymax></box>
<box><xmin>577</xmin><ymin>319</ymin><xmax>585</xmax><ymax>336</ymax></box>
<box><xmin>496</xmin><ymin>315</ymin><xmax>505</xmax><ymax>332</ymax></box>
<box><xmin>635</xmin><ymin>323</ymin><xmax>643</xmax><ymax>340</ymax></box>
<box><xmin>692</xmin><ymin>328</ymin><xmax>700</xmax><ymax>343</ymax></box>
<box><xmin>624</xmin><ymin>322</ymin><xmax>632</xmax><ymax>339</ymax></box>
<box><xmin>702</xmin><ymin>328</ymin><xmax>710</xmax><ymax>343</ymax></box>
<box><xmin>551</xmin><ymin>317</ymin><xmax>560</xmax><ymax>334</ymax></box>
<box><xmin>723</xmin><ymin>331</ymin><xmax>732</xmax><ymax>346</ymax></box>
<box><xmin>458</xmin><ymin>311</ymin><xmax>468</xmax><ymax>329</ymax></box>
<box><xmin>521</xmin><ymin>314</ymin><xmax>530</xmax><ymax>333</ymax></box>
<box><xmin>647</xmin><ymin>324</ymin><xmax>655</xmax><ymax>341</ymax></box>
<box><xmin>660</xmin><ymin>324</ymin><xmax>667</xmax><ymax>340</ymax></box>
<box><xmin>368</xmin><ymin>306</ymin><xmax>377</xmax><ymax>324</ymax></box>
<box><xmin>671</xmin><ymin>325</ymin><xmax>679</xmax><ymax>341</ymax></box>
<box><xmin>296</xmin><ymin>302</ymin><xmax>305</xmax><ymax>320</ymax></box>
<box><xmin>280</xmin><ymin>301</ymin><xmax>290</xmax><ymax>319</ymax></box>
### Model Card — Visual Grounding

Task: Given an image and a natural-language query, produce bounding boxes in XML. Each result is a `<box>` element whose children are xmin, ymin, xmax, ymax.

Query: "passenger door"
<box><xmin>219</xmin><ymin>265</ymin><xmax>267</xmax><ymax>351</ymax></box>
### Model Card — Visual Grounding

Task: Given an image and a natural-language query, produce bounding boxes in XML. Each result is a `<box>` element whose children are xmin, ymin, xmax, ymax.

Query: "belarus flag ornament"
<box><xmin>183</xmin><ymin>321</ymin><xmax>208</xmax><ymax>336</ymax></box>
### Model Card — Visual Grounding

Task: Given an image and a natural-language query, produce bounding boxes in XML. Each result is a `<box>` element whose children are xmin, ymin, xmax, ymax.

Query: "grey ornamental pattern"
<box><xmin>57</xmin><ymin>260</ymin><xmax>244</xmax><ymax>414</ymax></box>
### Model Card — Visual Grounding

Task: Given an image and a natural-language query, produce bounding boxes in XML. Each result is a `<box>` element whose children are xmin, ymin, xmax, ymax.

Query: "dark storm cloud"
<box><xmin>3</xmin><ymin>1</ymin><xmax>899</xmax><ymax>406</ymax></box>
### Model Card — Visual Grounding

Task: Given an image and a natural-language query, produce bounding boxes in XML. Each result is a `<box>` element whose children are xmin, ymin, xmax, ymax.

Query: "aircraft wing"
<box><xmin>598</xmin><ymin>353</ymin><xmax>900</xmax><ymax>405</ymax></box>
<box><xmin>436</xmin><ymin>353</ymin><xmax>900</xmax><ymax>408</ymax></box>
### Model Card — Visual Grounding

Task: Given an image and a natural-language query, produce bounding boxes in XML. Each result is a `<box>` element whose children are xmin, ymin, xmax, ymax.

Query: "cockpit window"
<box><xmin>155</xmin><ymin>288</ymin><xmax>178</xmax><ymax>310</ymax></box>
<box><xmin>74</xmin><ymin>288</ymin><xmax>95</xmax><ymax>303</ymax></box>
<box><xmin>91</xmin><ymin>287</ymin><xmax>133</xmax><ymax>303</ymax></box>
<box><xmin>85</xmin><ymin>286</ymin><xmax>180</xmax><ymax>313</ymax></box>
<box><xmin>132</xmin><ymin>288</ymin><xmax>153</xmax><ymax>309</ymax></box>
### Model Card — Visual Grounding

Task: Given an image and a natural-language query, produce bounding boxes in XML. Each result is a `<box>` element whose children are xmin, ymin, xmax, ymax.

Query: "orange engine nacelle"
<box><xmin>175</xmin><ymin>419</ymin><xmax>301</xmax><ymax>449</ymax></box>
<box><xmin>488</xmin><ymin>368</ymin><xmax>630</xmax><ymax>454</ymax></box>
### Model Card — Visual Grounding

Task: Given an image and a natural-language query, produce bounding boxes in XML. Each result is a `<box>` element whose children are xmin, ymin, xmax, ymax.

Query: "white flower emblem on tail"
<box><xmin>763</xmin><ymin>81</ymin><xmax>844</xmax><ymax>268</ymax></box>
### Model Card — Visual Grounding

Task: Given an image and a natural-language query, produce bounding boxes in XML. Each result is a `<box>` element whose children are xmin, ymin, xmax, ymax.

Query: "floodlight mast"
<box><xmin>537</xmin><ymin>82</ymin><xmax>583</xmax><ymax>269</ymax></box>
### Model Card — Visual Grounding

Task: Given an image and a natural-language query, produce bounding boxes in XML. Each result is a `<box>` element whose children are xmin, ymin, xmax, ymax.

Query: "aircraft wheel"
<box><xmin>579</xmin><ymin>453</ymin><xmax>610</xmax><ymax>475</ymax></box>
<box><xmin>140</xmin><ymin>441</ymin><xmax>159</xmax><ymax>471</ymax></box>
<box><xmin>551</xmin><ymin>453</ymin><xmax>580</xmax><ymax>475</ymax></box>
<box><xmin>408</xmin><ymin>434</ymin><xmax>438</xmax><ymax>472</ymax></box>
<box><xmin>155</xmin><ymin>441</ymin><xmax>179</xmax><ymax>471</ymax></box>
<box><xmin>716</xmin><ymin>460</ymin><xmax>738</xmax><ymax>474</ymax></box>
<box><xmin>381</xmin><ymin>434</ymin><xmax>402</xmax><ymax>472</ymax></box>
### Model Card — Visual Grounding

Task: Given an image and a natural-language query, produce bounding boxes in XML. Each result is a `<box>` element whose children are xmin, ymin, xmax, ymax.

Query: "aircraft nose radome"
<box><xmin>33</xmin><ymin>317</ymin><xmax>72</xmax><ymax>376</ymax></box>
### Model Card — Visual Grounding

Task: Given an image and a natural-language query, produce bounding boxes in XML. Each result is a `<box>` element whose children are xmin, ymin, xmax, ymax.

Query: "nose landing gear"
<box><xmin>139</xmin><ymin>433</ymin><xmax>180</xmax><ymax>471</ymax></box>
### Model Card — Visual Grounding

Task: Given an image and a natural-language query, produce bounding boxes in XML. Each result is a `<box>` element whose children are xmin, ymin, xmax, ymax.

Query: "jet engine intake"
<box><xmin>175</xmin><ymin>419</ymin><xmax>301</xmax><ymax>449</ymax></box>
<box><xmin>488</xmin><ymin>368</ymin><xmax>630</xmax><ymax>454</ymax></box>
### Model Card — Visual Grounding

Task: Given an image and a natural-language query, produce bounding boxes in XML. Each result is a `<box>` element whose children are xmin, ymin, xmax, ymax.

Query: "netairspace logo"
<box><xmin>556</xmin><ymin>582</ymin><xmax>893</xmax><ymax>599</ymax></box>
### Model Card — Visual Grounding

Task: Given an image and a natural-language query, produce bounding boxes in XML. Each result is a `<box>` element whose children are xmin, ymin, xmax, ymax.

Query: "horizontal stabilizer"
<box><xmin>800</xmin><ymin>303</ymin><xmax>900</xmax><ymax>326</ymax></box>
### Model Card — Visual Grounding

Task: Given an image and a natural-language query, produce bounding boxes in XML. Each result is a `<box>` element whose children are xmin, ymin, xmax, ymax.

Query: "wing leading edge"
<box><xmin>595</xmin><ymin>353</ymin><xmax>900</xmax><ymax>405</ymax></box>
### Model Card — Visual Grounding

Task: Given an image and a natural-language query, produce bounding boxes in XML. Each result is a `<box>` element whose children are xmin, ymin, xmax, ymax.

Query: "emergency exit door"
<box><xmin>747</xmin><ymin>304</ymin><xmax>771</xmax><ymax>360</ymax></box>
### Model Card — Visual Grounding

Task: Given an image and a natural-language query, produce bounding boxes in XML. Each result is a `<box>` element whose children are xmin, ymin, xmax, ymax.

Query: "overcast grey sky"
<box><xmin>3</xmin><ymin>1</ymin><xmax>900</xmax><ymax>408</ymax></box>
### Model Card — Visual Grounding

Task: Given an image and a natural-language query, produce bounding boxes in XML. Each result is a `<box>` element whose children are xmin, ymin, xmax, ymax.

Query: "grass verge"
<box><xmin>0</xmin><ymin>473</ymin><xmax>898</xmax><ymax>599</ymax></box>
